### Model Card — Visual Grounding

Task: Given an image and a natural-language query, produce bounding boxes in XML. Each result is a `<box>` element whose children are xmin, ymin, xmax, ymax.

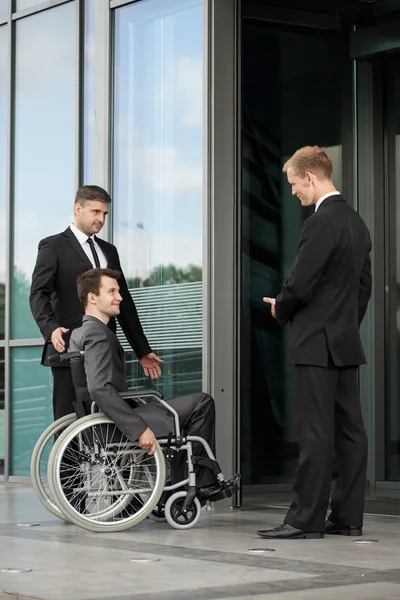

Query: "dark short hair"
<box><xmin>75</xmin><ymin>185</ymin><xmax>112</xmax><ymax>207</ymax></box>
<box><xmin>77</xmin><ymin>268</ymin><xmax>121</xmax><ymax>307</ymax></box>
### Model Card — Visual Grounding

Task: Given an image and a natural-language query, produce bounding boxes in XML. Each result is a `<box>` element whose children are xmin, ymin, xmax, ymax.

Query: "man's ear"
<box><xmin>87</xmin><ymin>292</ymin><xmax>96</xmax><ymax>305</ymax></box>
<box><xmin>74</xmin><ymin>202</ymin><xmax>81</xmax><ymax>217</ymax></box>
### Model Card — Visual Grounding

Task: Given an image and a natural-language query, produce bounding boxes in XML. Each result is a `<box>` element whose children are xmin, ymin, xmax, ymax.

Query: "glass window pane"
<box><xmin>15</xmin><ymin>0</ymin><xmax>39</xmax><ymax>12</ymax></box>
<box><xmin>11</xmin><ymin>346</ymin><xmax>53</xmax><ymax>476</ymax></box>
<box><xmin>12</xmin><ymin>2</ymin><xmax>76</xmax><ymax>339</ymax></box>
<box><xmin>0</xmin><ymin>1</ymin><xmax>8</xmax><ymax>19</ymax></box>
<box><xmin>0</xmin><ymin>348</ymin><xmax>4</xmax><ymax>476</ymax></box>
<box><xmin>113</xmin><ymin>0</ymin><xmax>203</xmax><ymax>397</ymax></box>
<box><xmin>386</xmin><ymin>56</ymin><xmax>400</xmax><ymax>481</ymax></box>
<box><xmin>0</xmin><ymin>26</ymin><xmax>7</xmax><ymax>341</ymax></box>
<box><xmin>240</xmin><ymin>22</ymin><xmax>351</xmax><ymax>488</ymax></box>
<box><xmin>83</xmin><ymin>0</ymin><xmax>96</xmax><ymax>184</ymax></box>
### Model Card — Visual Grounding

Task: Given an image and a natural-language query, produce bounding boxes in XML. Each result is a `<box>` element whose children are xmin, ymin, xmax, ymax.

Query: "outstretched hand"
<box><xmin>263</xmin><ymin>297</ymin><xmax>276</xmax><ymax>319</ymax></box>
<box><xmin>139</xmin><ymin>352</ymin><xmax>164</xmax><ymax>380</ymax></box>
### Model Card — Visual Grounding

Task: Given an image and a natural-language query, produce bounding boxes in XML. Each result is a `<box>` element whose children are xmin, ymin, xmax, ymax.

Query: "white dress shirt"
<box><xmin>70</xmin><ymin>224</ymin><xmax>108</xmax><ymax>268</ymax></box>
<box><xmin>315</xmin><ymin>191</ymin><xmax>341</xmax><ymax>212</ymax></box>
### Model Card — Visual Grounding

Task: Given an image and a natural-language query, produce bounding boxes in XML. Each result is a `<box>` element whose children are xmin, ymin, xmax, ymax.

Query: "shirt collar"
<box><xmin>83</xmin><ymin>314</ymin><xmax>109</xmax><ymax>326</ymax></box>
<box><xmin>70</xmin><ymin>223</ymin><xmax>94</xmax><ymax>245</ymax></box>
<box><xmin>315</xmin><ymin>191</ymin><xmax>340</xmax><ymax>212</ymax></box>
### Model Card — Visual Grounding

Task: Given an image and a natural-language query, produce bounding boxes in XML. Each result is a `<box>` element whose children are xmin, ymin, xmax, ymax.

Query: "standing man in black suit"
<box><xmin>30</xmin><ymin>185</ymin><xmax>163</xmax><ymax>421</ymax></box>
<box><xmin>258</xmin><ymin>146</ymin><xmax>372</xmax><ymax>540</ymax></box>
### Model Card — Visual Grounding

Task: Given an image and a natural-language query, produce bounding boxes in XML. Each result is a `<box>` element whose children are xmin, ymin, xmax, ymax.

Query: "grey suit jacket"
<box><xmin>69</xmin><ymin>315</ymin><xmax>149</xmax><ymax>440</ymax></box>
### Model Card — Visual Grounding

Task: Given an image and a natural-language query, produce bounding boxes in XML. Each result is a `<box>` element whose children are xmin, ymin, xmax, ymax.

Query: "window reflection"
<box><xmin>83</xmin><ymin>0</ymin><xmax>96</xmax><ymax>184</ymax></box>
<box><xmin>11</xmin><ymin>346</ymin><xmax>53</xmax><ymax>476</ymax></box>
<box><xmin>113</xmin><ymin>0</ymin><xmax>203</xmax><ymax>396</ymax></box>
<box><xmin>0</xmin><ymin>26</ymin><xmax>7</xmax><ymax>341</ymax></box>
<box><xmin>12</xmin><ymin>2</ymin><xmax>76</xmax><ymax>339</ymax></box>
<box><xmin>15</xmin><ymin>0</ymin><xmax>39</xmax><ymax>12</ymax></box>
<box><xmin>0</xmin><ymin>1</ymin><xmax>8</xmax><ymax>19</ymax></box>
<box><xmin>0</xmin><ymin>348</ymin><xmax>4</xmax><ymax>475</ymax></box>
<box><xmin>241</xmin><ymin>22</ymin><xmax>349</xmax><ymax>488</ymax></box>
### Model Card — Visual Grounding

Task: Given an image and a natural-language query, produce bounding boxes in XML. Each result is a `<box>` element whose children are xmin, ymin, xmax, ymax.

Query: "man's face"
<box><xmin>92</xmin><ymin>276</ymin><xmax>122</xmax><ymax>318</ymax></box>
<box><xmin>287</xmin><ymin>167</ymin><xmax>316</xmax><ymax>207</ymax></box>
<box><xmin>74</xmin><ymin>200</ymin><xmax>109</xmax><ymax>236</ymax></box>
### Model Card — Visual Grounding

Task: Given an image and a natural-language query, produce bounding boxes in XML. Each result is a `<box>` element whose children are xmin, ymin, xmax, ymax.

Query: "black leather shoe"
<box><xmin>325</xmin><ymin>520</ymin><xmax>362</xmax><ymax>536</ymax></box>
<box><xmin>257</xmin><ymin>523</ymin><xmax>324</xmax><ymax>539</ymax></box>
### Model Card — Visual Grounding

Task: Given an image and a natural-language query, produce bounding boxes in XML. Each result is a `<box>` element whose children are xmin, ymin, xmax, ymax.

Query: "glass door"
<box><xmin>384</xmin><ymin>54</ymin><xmax>400</xmax><ymax>482</ymax></box>
<box><xmin>240</xmin><ymin>16</ymin><xmax>353</xmax><ymax>499</ymax></box>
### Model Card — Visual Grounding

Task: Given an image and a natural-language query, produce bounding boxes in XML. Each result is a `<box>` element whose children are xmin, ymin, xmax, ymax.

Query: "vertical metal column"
<box><xmin>4</xmin><ymin>0</ymin><xmax>13</xmax><ymax>482</ymax></box>
<box><xmin>93</xmin><ymin>0</ymin><xmax>111</xmax><ymax>242</ymax></box>
<box><xmin>206</xmin><ymin>0</ymin><xmax>240</xmax><ymax>487</ymax></box>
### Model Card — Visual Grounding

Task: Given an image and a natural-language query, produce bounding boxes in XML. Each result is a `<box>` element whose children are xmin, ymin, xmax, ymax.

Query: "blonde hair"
<box><xmin>282</xmin><ymin>146</ymin><xmax>333</xmax><ymax>181</ymax></box>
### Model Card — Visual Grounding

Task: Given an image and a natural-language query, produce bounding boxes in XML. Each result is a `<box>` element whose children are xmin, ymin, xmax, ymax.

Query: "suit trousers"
<box><xmin>132</xmin><ymin>393</ymin><xmax>217</xmax><ymax>488</ymax></box>
<box><xmin>284</xmin><ymin>362</ymin><xmax>368</xmax><ymax>533</ymax></box>
<box><xmin>51</xmin><ymin>366</ymin><xmax>77</xmax><ymax>421</ymax></box>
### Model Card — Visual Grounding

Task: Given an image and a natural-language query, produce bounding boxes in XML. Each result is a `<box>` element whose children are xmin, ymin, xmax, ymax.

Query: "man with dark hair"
<box><xmin>69</xmin><ymin>268</ymin><xmax>239</xmax><ymax>501</ymax></box>
<box><xmin>30</xmin><ymin>185</ymin><xmax>163</xmax><ymax>421</ymax></box>
<box><xmin>259</xmin><ymin>146</ymin><xmax>372</xmax><ymax>540</ymax></box>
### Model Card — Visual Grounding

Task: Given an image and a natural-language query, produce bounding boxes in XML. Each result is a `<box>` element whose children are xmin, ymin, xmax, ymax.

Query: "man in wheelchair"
<box><xmin>68</xmin><ymin>267</ymin><xmax>239</xmax><ymax>507</ymax></box>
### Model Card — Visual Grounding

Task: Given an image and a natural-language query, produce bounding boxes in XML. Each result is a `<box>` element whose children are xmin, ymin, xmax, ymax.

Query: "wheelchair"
<box><xmin>31</xmin><ymin>351</ymin><xmax>239</xmax><ymax>533</ymax></box>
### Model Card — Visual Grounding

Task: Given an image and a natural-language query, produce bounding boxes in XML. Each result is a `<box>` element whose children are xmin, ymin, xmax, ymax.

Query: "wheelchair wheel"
<box><xmin>48</xmin><ymin>413</ymin><xmax>166</xmax><ymax>532</ymax></box>
<box><xmin>30</xmin><ymin>413</ymin><xmax>77</xmax><ymax>520</ymax></box>
<box><xmin>164</xmin><ymin>491</ymin><xmax>201</xmax><ymax>530</ymax></box>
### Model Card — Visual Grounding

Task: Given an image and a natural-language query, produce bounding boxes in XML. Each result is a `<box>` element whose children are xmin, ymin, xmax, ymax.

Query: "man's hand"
<box><xmin>263</xmin><ymin>297</ymin><xmax>276</xmax><ymax>319</ymax></box>
<box><xmin>139</xmin><ymin>352</ymin><xmax>164</xmax><ymax>380</ymax></box>
<box><xmin>138</xmin><ymin>427</ymin><xmax>157</xmax><ymax>455</ymax></box>
<box><xmin>51</xmin><ymin>327</ymin><xmax>70</xmax><ymax>353</ymax></box>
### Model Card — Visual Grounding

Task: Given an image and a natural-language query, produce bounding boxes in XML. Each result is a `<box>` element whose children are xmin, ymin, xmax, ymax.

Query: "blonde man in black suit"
<box><xmin>259</xmin><ymin>147</ymin><xmax>372</xmax><ymax>540</ymax></box>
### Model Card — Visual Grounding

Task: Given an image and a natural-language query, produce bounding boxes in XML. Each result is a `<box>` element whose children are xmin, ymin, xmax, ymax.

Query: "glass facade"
<box><xmin>0</xmin><ymin>1</ymin><xmax>8</xmax><ymax>19</ymax></box>
<box><xmin>113</xmin><ymin>0</ymin><xmax>204</xmax><ymax>397</ymax></box>
<box><xmin>0</xmin><ymin>24</ymin><xmax>7</xmax><ymax>474</ymax></box>
<box><xmin>12</xmin><ymin>2</ymin><xmax>76</xmax><ymax>341</ymax></box>
<box><xmin>83</xmin><ymin>0</ymin><xmax>96</xmax><ymax>184</ymax></box>
<box><xmin>0</xmin><ymin>0</ymin><xmax>397</xmax><ymax>495</ymax></box>
<box><xmin>11</xmin><ymin>347</ymin><xmax>52</xmax><ymax>476</ymax></box>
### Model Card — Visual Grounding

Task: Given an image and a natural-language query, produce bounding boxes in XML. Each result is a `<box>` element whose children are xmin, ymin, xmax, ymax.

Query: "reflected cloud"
<box><xmin>140</xmin><ymin>145</ymin><xmax>202</xmax><ymax>196</ymax></box>
<box><xmin>177</xmin><ymin>56</ymin><xmax>203</xmax><ymax>127</ymax></box>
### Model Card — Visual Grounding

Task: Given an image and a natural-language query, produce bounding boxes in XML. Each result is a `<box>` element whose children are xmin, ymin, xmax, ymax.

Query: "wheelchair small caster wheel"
<box><xmin>164</xmin><ymin>491</ymin><xmax>201</xmax><ymax>529</ymax></box>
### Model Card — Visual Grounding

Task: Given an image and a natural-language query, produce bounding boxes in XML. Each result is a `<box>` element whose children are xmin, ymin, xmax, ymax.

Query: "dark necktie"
<box><xmin>87</xmin><ymin>237</ymin><xmax>101</xmax><ymax>268</ymax></box>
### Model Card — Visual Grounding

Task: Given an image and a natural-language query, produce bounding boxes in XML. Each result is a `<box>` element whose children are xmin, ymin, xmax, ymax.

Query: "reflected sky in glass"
<box><xmin>0</xmin><ymin>26</ymin><xmax>7</xmax><ymax>340</ymax></box>
<box><xmin>15</xmin><ymin>0</ymin><xmax>39</xmax><ymax>12</ymax></box>
<box><xmin>113</xmin><ymin>0</ymin><xmax>203</xmax><ymax>284</ymax></box>
<box><xmin>83</xmin><ymin>0</ymin><xmax>95</xmax><ymax>184</ymax></box>
<box><xmin>0</xmin><ymin>1</ymin><xmax>8</xmax><ymax>19</ymax></box>
<box><xmin>12</xmin><ymin>2</ymin><xmax>76</xmax><ymax>339</ymax></box>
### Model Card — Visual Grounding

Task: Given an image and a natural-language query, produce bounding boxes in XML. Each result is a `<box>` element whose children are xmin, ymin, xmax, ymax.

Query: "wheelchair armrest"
<box><xmin>48</xmin><ymin>351</ymin><xmax>83</xmax><ymax>365</ymax></box>
<box><xmin>60</xmin><ymin>351</ymin><xmax>84</xmax><ymax>362</ymax></box>
<box><xmin>120</xmin><ymin>389</ymin><xmax>164</xmax><ymax>402</ymax></box>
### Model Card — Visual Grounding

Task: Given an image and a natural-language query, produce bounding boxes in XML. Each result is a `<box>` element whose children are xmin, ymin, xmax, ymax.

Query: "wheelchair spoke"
<box><xmin>51</xmin><ymin>415</ymin><xmax>166</xmax><ymax>529</ymax></box>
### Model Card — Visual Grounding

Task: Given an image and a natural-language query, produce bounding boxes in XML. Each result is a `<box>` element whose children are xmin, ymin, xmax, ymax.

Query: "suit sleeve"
<box><xmin>358</xmin><ymin>237</ymin><xmax>372</xmax><ymax>326</ymax></box>
<box><xmin>82</xmin><ymin>326</ymin><xmax>148</xmax><ymax>441</ymax></box>
<box><xmin>29</xmin><ymin>238</ymin><xmax>60</xmax><ymax>341</ymax></box>
<box><xmin>275</xmin><ymin>216</ymin><xmax>335</xmax><ymax>326</ymax></box>
<box><xmin>112</xmin><ymin>248</ymin><xmax>152</xmax><ymax>359</ymax></box>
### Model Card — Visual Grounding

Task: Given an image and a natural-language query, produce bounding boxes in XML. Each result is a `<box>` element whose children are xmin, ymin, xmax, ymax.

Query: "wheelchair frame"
<box><xmin>31</xmin><ymin>351</ymin><xmax>234</xmax><ymax>532</ymax></box>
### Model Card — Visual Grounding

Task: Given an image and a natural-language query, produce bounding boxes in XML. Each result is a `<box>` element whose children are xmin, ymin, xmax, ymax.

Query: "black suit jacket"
<box><xmin>29</xmin><ymin>227</ymin><xmax>151</xmax><ymax>367</ymax></box>
<box><xmin>275</xmin><ymin>195</ymin><xmax>372</xmax><ymax>367</ymax></box>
